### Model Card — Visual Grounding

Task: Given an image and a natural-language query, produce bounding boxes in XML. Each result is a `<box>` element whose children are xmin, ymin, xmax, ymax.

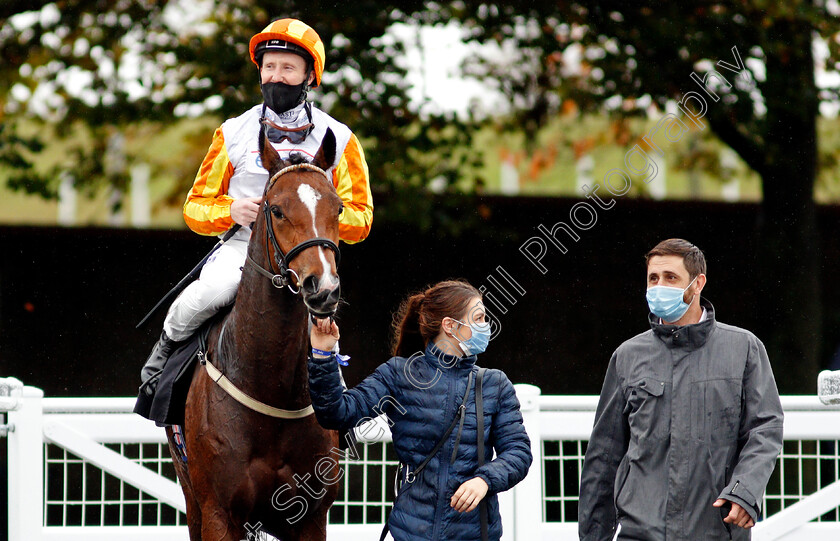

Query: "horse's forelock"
<box><xmin>283</xmin><ymin>153</ymin><xmax>310</xmax><ymax>167</ymax></box>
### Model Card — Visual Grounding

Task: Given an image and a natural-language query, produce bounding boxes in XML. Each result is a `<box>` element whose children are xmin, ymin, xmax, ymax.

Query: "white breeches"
<box><xmin>163</xmin><ymin>237</ymin><xmax>248</xmax><ymax>341</ymax></box>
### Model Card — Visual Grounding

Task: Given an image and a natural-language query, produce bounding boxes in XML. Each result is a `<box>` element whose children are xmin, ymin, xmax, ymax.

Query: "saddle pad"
<box><xmin>133</xmin><ymin>336</ymin><xmax>202</xmax><ymax>426</ymax></box>
<box><xmin>134</xmin><ymin>307</ymin><xmax>232</xmax><ymax>425</ymax></box>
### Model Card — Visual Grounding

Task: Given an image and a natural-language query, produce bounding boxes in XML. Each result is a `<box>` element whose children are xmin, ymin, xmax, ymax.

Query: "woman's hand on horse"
<box><xmin>450</xmin><ymin>477</ymin><xmax>489</xmax><ymax>513</ymax></box>
<box><xmin>310</xmin><ymin>317</ymin><xmax>340</xmax><ymax>353</ymax></box>
<box><xmin>231</xmin><ymin>196</ymin><xmax>263</xmax><ymax>226</ymax></box>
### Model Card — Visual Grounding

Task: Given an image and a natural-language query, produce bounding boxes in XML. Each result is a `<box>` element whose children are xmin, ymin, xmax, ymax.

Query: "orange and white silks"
<box><xmin>183</xmin><ymin>102</ymin><xmax>372</xmax><ymax>244</ymax></box>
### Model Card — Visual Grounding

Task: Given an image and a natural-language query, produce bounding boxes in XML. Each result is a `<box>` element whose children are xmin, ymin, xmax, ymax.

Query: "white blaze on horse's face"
<box><xmin>296</xmin><ymin>182</ymin><xmax>338</xmax><ymax>289</ymax></box>
<box><xmin>296</xmin><ymin>183</ymin><xmax>321</xmax><ymax>233</ymax></box>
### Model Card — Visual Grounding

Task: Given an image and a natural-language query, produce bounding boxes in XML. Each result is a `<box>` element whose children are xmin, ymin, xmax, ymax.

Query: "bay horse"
<box><xmin>166</xmin><ymin>127</ymin><xmax>343</xmax><ymax>541</ymax></box>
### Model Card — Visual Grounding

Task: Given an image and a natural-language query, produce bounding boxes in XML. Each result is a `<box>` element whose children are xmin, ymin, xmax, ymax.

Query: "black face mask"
<box><xmin>261</xmin><ymin>81</ymin><xmax>307</xmax><ymax>114</ymax></box>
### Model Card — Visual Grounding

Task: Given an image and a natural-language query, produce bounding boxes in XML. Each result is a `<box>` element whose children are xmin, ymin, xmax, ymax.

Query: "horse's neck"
<box><xmin>219</xmin><ymin>233</ymin><xmax>311</xmax><ymax>406</ymax></box>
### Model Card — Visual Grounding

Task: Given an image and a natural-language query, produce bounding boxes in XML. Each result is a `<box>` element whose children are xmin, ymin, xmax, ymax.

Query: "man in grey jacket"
<box><xmin>579</xmin><ymin>238</ymin><xmax>784</xmax><ymax>541</ymax></box>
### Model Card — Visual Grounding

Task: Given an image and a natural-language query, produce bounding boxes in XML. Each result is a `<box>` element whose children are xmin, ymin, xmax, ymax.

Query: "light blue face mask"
<box><xmin>452</xmin><ymin>319</ymin><xmax>491</xmax><ymax>356</ymax></box>
<box><xmin>646</xmin><ymin>275</ymin><xmax>698</xmax><ymax>323</ymax></box>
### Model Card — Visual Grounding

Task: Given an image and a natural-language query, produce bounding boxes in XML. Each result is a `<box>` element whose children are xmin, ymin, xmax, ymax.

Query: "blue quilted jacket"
<box><xmin>308</xmin><ymin>343</ymin><xmax>532</xmax><ymax>541</ymax></box>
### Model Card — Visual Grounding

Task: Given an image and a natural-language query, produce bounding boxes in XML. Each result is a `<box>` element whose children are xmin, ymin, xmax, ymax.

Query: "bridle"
<box><xmin>245</xmin><ymin>163</ymin><xmax>341</xmax><ymax>293</ymax></box>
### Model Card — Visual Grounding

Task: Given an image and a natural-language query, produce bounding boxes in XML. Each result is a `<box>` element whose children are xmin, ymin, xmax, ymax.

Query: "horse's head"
<box><xmin>256</xmin><ymin>127</ymin><xmax>342</xmax><ymax>317</ymax></box>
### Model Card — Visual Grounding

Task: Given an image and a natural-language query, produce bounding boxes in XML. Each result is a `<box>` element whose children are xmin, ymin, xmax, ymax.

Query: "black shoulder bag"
<box><xmin>379</xmin><ymin>368</ymin><xmax>488</xmax><ymax>541</ymax></box>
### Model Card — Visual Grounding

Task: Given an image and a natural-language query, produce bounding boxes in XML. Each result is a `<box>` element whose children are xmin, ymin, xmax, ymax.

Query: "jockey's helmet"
<box><xmin>249</xmin><ymin>19</ymin><xmax>325</xmax><ymax>87</ymax></box>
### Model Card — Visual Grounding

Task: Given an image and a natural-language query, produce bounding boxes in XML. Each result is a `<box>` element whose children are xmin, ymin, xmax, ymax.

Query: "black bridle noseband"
<box><xmin>246</xmin><ymin>163</ymin><xmax>341</xmax><ymax>294</ymax></box>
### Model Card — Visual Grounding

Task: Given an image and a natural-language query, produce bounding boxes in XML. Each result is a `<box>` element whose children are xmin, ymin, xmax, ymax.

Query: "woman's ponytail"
<box><xmin>392</xmin><ymin>292</ymin><xmax>426</xmax><ymax>357</ymax></box>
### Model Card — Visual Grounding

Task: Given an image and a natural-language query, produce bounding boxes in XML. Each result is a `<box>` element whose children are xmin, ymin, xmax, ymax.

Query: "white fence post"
<box><xmin>57</xmin><ymin>173</ymin><xmax>77</xmax><ymax>226</ymax></box>
<box><xmin>514</xmin><ymin>384</ymin><xmax>542</xmax><ymax>541</ymax></box>
<box><xmin>8</xmin><ymin>385</ymin><xmax>44</xmax><ymax>541</ymax></box>
<box><xmin>130</xmin><ymin>163</ymin><xmax>151</xmax><ymax>227</ymax></box>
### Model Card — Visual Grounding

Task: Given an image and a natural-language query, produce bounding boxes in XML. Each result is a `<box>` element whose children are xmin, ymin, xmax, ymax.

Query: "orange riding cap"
<box><xmin>249</xmin><ymin>19</ymin><xmax>326</xmax><ymax>87</ymax></box>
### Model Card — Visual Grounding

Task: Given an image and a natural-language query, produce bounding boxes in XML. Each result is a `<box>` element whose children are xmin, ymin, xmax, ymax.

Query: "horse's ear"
<box><xmin>312</xmin><ymin>128</ymin><xmax>336</xmax><ymax>171</ymax></box>
<box><xmin>259</xmin><ymin>126</ymin><xmax>283</xmax><ymax>174</ymax></box>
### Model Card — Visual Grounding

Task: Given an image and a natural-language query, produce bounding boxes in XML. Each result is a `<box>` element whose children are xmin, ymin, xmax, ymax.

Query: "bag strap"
<box><xmin>379</xmin><ymin>371</ymin><xmax>475</xmax><ymax>541</ymax></box>
<box><xmin>408</xmin><ymin>371</ymin><xmax>473</xmax><ymax>483</ymax></box>
<box><xmin>476</xmin><ymin>367</ymin><xmax>489</xmax><ymax>541</ymax></box>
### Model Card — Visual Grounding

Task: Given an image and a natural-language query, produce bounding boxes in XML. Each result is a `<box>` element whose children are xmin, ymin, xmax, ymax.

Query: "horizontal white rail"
<box><xmin>538</xmin><ymin>395</ymin><xmax>840</xmax><ymax>412</ymax></box>
<box><xmin>37</xmin><ymin>396</ymin><xmax>840</xmax><ymax>442</ymax></box>
<box><xmin>42</xmin><ymin>397</ymin><xmax>139</xmax><ymax>413</ymax></box>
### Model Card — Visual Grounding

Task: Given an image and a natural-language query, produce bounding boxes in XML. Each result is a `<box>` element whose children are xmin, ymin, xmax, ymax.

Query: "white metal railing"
<box><xmin>4</xmin><ymin>380</ymin><xmax>840</xmax><ymax>541</ymax></box>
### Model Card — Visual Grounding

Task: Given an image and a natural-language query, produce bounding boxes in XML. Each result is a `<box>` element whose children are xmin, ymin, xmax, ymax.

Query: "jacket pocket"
<box><xmin>710</xmin><ymin>462</ymin><xmax>733</xmax><ymax>539</ymax></box>
<box><xmin>613</xmin><ymin>455</ymin><xmax>632</xmax><ymax>516</ymax></box>
<box><xmin>718</xmin><ymin>501</ymin><xmax>733</xmax><ymax>540</ymax></box>
<box><xmin>626</xmin><ymin>377</ymin><xmax>669</xmax><ymax>440</ymax></box>
<box><xmin>691</xmin><ymin>378</ymin><xmax>742</xmax><ymax>443</ymax></box>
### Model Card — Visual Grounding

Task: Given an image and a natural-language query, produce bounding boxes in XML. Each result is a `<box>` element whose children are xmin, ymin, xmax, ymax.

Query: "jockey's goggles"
<box><xmin>261</xmin><ymin>117</ymin><xmax>314</xmax><ymax>144</ymax></box>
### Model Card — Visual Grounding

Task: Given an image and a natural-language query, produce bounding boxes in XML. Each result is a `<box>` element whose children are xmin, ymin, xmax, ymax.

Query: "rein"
<box><xmin>245</xmin><ymin>162</ymin><xmax>341</xmax><ymax>293</ymax></box>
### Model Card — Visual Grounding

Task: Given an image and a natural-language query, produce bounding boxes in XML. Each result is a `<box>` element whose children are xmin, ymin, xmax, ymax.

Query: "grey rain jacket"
<box><xmin>579</xmin><ymin>299</ymin><xmax>783</xmax><ymax>541</ymax></box>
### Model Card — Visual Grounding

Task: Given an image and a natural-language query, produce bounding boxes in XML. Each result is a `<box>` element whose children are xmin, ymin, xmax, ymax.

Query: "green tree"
<box><xmin>441</xmin><ymin>0</ymin><xmax>838</xmax><ymax>391</ymax></box>
<box><xmin>0</xmin><ymin>1</ymin><xmax>481</xmax><ymax>227</ymax></box>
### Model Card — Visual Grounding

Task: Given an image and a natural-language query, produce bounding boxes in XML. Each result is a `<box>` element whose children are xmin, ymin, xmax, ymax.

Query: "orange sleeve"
<box><xmin>182</xmin><ymin>127</ymin><xmax>236</xmax><ymax>236</ymax></box>
<box><xmin>333</xmin><ymin>133</ymin><xmax>373</xmax><ymax>243</ymax></box>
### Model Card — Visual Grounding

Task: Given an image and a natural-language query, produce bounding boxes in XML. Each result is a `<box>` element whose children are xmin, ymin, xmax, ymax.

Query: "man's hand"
<box><xmin>713</xmin><ymin>499</ymin><xmax>755</xmax><ymax>529</ymax></box>
<box><xmin>310</xmin><ymin>317</ymin><xmax>339</xmax><ymax>354</ymax></box>
<box><xmin>230</xmin><ymin>196</ymin><xmax>263</xmax><ymax>226</ymax></box>
<box><xmin>450</xmin><ymin>477</ymin><xmax>489</xmax><ymax>513</ymax></box>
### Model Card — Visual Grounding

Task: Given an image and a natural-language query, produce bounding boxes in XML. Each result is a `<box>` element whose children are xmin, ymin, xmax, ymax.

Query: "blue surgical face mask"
<box><xmin>646</xmin><ymin>275</ymin><xmax>699</xmax><ymax>323</ymax></box>
<box><xmin>451</xmin><ymin>319</ymin><xmax>491</xmax><ymax>356</ymax></box>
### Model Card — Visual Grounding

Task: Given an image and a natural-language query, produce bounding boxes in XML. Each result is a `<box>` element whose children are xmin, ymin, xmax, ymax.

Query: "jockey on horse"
<box><xmin>140</xmin><ymin>18</ymin><xmax>373</xmax><ymax>395</ymax></box>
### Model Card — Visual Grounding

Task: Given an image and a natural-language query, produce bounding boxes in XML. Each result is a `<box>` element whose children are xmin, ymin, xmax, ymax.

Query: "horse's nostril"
<box><xmin>302</xmin><ymin>275</ymin><xmax>319</xmax><ymax>295</ymax></box>
<box><xmin>328</xmin><ymin>285</ymin><xmax>341</xmax><ymax>304</ymax></box>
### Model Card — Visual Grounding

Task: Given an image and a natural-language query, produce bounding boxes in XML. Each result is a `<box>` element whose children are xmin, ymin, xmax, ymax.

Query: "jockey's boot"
<box><xmin>139</xmin><ymin>331</ymin><xmax>179</xmax><ymax>396</ymax></box>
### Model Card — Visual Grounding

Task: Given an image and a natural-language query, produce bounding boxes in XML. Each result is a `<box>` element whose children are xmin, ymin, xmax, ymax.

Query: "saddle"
<box><xmin>134</xmin><ymin>309</ymin><xmax>230</xmax><ymax>427</ymax></box>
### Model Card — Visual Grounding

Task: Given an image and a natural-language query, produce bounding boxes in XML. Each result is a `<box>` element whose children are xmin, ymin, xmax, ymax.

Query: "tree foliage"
<box><xmin>443</xmin><ymin>0</ymin><xmax>840</xmax><ymax>390</ymax></box>
<box><xmin>0</xmin><ymin>0</ymin><xmax>483</xmax><ymax>226</ymax></box>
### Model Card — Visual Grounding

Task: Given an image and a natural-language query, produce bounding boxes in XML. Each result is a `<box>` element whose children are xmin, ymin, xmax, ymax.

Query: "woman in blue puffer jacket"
<box><xmin>308</xmin><ymin>279</ymin><xmax>532</xmax><ymax>541</ymax></box>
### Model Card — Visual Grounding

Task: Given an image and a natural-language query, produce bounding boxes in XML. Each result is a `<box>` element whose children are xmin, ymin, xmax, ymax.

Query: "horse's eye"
<box><xmin>338</xmin><ymin>204</ymin><xmax>344</xmax><ymax>217</ymax></box>
<box><xmin>271</xmin><ymin>206</ymin><xmax>284</xmax><ymax>219</ymax></box>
